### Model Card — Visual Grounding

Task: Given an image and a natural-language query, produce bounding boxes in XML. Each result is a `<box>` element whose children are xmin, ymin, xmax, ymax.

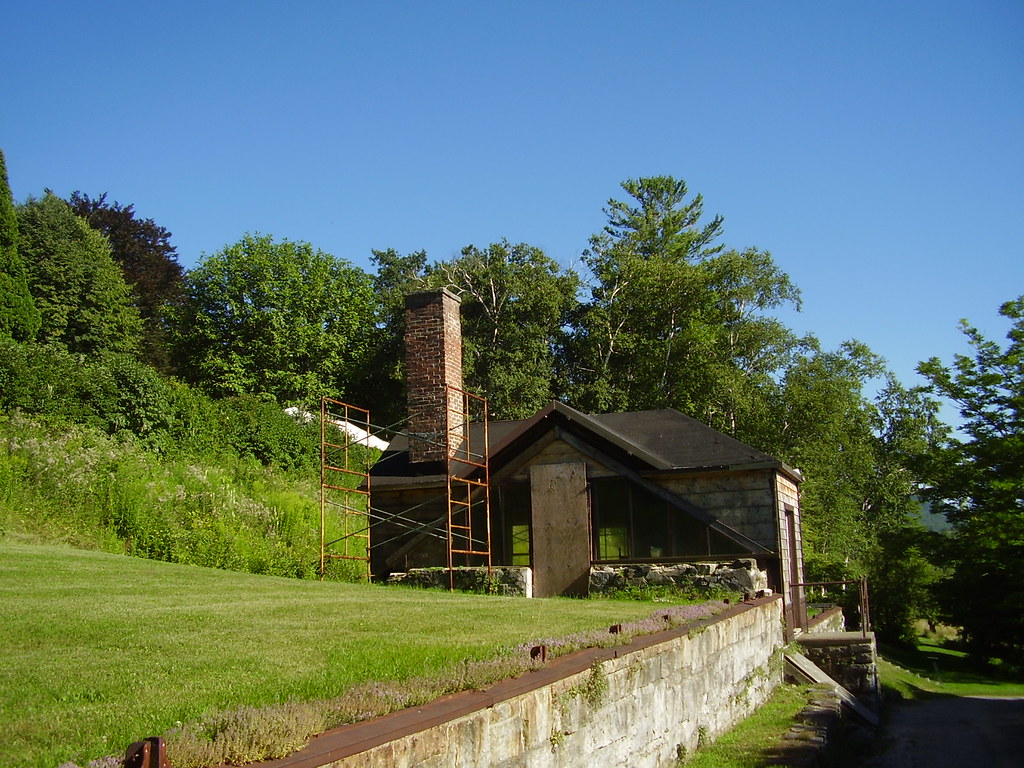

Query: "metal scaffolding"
<box><xmin>320</xmin><ymin>388</ymin><xmax>492</xmax><ymax>589</ymax></box>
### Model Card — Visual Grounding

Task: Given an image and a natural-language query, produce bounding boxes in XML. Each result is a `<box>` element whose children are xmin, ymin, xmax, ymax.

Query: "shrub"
<box><xmin>216</xmin><ymin>395</ymin><xmax>321</xmax><ymax>471</ymax></box>
<box><xmin>0</xmin><ymin>340</ymin><xmax>329</xmax><ymax>472</ymax></box>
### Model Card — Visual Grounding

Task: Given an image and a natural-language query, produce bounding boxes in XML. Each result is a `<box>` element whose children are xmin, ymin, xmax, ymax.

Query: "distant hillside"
<box><xmin>913</xmin><ymin>498</ymin><xmax>952</xmax><ymax>533</ymax></box>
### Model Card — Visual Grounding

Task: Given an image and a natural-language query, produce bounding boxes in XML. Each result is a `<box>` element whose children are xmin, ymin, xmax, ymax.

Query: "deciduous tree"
<box><xmin>918</xmin><ymin>297</ymin><xmax>1024</xmax><ymax>659</ymax></box>
<box><xmin>349</xmin><ymin>248</ymin><xmax>428</xmax><ymax>427</ymax></box>
<box><xmin>769</xmin><ymin>340</ymin><xmax>885</xmax><ymax>580</ymax></box>
<box><xmin>171</xmin><ymin>233</ymin><xmax>376</xmax><ymax>404</ymax></box>
<box><xmin>425</xmin><ymin>240</ymin><xmax>580</xmax><ymax>420</ymax></box>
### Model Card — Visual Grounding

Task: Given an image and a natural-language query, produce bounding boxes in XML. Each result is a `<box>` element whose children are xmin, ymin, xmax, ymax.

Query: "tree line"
<box><xmin>1</xmin><ymin>148</ymin><xmax>1020</xmax><ymax>661</ymax></box>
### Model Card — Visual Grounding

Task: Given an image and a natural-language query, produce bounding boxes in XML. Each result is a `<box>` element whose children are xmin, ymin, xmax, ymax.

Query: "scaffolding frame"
<box><xmin>319</xmin><ymin>388</ymin><xmax>493</xmax><ymax>590</ymax></box>
<box><xmin>319</xmin><ymin>397</ymin><xmax>372</xmax><ymax>580</ymax></box>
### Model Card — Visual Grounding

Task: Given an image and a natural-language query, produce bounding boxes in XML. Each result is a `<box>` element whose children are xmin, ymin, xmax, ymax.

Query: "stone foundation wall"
<box><xmin>387</xmin><ymin>561</ymin><xmax>769</xmax><ymax>599</ymax></box>
<box><xmin>386</xmin><ymin>566</ymin><xmax>533</xmax><ymax>597</ymax></box>
<box><xmin>590</xmin><ymin>560</ymin><xmax>769</xmax><ymax>596</ymax></box>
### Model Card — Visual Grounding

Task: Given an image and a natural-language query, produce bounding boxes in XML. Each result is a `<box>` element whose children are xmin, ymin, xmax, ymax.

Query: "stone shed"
<box><xmin>370</xmin><ymin>289</ymin><xmax>806</xmax><ymax>623</ymax></box>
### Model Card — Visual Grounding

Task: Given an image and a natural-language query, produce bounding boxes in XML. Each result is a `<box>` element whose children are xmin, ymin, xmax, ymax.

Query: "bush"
<box><xmin>0</xmin><ymin>340</ymin><xmax>330</xmax><ymax>472</ymax></box>
<box><xmin>0</xmin><ymin>341</ymin><xmax>180</xmax><ymax>449</ymax></box>
<box><xmin>216</xmin><ymin>395</ymin><xmax>321</xmax><ymax>471</ymax></box>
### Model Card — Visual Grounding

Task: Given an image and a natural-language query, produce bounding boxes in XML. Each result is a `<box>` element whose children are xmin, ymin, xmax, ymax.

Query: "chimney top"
<box><xmin>405</xmin><ymin>287</ymin><xmax>461</xmax><ymax>311</ymax></box>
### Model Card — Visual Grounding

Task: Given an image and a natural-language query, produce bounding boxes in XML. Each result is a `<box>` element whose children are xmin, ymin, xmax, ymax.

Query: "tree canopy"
<box><xmin>564</xmin><ymin>175</ymin><xmax>802</xmax><ymax>431</ymax></box>
<box><xmin>351</xmin><ymin>247</ymin><xmax>429</xmax><ymax>427</ymax></box>
<box><xmin>170</xmin><ymin>233</ymin><xmax>376</xmax><ymax>404</ymax></box>
<box><xmin>918</xmin><ymin>297</ymin><xmax>1024</xmax><ymax>658</ymax></box>
<box><xmin>424</xmin><ymin>240</ymin><xmax>580</xmax><ymax>420</ymax></box>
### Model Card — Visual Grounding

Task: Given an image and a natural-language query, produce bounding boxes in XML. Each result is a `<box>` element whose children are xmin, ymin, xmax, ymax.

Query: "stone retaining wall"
<box><xmin>386</xmin><ymin>566</ymin><xmax>533</xmax><ymax>597</ymax></box>
<box><xmin>260</xmin><ymin>597</ymin><xmax>785</xmax><ymax>768</ymax></box>
<box><xmin>806</xmin><ymin>606</ymin><xmax>845</xmax><ymax>634</ymax></box>
<box><xmin>797</xmin><ymin>632</ymin><xmax>879</xmax><ymax>703</ymax></box>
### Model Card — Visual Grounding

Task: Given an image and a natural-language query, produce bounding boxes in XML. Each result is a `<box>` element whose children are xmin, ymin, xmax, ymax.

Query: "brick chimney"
<box><xmin>404</xmin><ymin>289</ymin><xmax>463</xmax><ymax>465</ymax></box>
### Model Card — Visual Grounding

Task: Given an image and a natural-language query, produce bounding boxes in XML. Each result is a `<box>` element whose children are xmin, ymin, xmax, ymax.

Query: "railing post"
<box><xmin>125</xmin><ymin>737</ymin><xmax>171</xmax><ymax>768</ymax></box>
<box><xmin>860</xmin><ymin>576</ymin><xmax>871</xmax><ymax>637</ymax></box>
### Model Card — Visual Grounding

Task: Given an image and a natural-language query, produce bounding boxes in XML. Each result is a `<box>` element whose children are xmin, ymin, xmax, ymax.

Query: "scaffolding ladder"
<box><xmin>320</xmin><ymin>397</ymin><xmax>373</xmax><ymax>580</ymax></box>
<box><xmin>445</xmin><ymin>385</ymin><xmax>492</xmax><ymax>590</ymax></box>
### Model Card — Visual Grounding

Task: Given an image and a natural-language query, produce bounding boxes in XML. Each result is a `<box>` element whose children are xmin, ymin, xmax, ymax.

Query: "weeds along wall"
<box><xmin>280</xmin><ymin>596</ymin><xmax>785</xmax><ymax>768</ymax></box>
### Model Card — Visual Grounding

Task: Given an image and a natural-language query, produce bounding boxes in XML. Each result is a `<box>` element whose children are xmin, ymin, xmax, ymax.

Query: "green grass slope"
<box><xmin>0</xmin><ymin>542</ymin><xmax>677</xmax><ymax>768</ymax></box>
<box><xmin>878</xmin><ymin>639</ymin><xmax>1024</xmax><ymax>699</ymax></box>
<box><xmin>0</xmin><ymin>412</ymin><xmax>367</xmax><ymax>581</ymax></box>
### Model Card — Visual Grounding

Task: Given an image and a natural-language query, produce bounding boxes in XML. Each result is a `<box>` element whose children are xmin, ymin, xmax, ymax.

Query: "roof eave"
<box><xmin>644</xmin><ymin>460</ymin><xmax>803</xmax><ymax>483</ymax></box>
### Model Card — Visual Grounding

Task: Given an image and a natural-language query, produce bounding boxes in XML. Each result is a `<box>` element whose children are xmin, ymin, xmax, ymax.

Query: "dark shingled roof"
<box><xmin>372</xmin><ymin>401</ymin><xmax>796</xmax><ymax>483</ymax></box>
<box><xmin>584</xmin><ymin>408</ymin><xmax>778</xmax><ymax>470</ymax></box>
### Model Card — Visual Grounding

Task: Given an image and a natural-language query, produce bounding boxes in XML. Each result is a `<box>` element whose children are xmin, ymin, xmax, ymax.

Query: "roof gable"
<box><xmin>488</xmin><ymin>402</ymin><xmax>785</xmax><ymax>475</ymax></box>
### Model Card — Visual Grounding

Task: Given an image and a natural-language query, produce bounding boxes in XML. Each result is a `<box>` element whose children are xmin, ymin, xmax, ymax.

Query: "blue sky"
<box><xmin>4</xmin><ymin>1</ymin><xmax>1022</xmax><ymax>406</ymax></box>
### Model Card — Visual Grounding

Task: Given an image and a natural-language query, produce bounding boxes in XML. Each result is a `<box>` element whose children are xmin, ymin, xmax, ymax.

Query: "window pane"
<box><xmin>592</xmin><ymin>478</ymin><xmax>630</xmax><ymax>559</ymax></box>
<box><xmin>499</xmin><ymin>484</ymin><xmax>531</xmax><ymax>565</ymax></box>
<box><xmin>597</xmin><ymin>526</ymin><xmax>629</xmax><ymax>560</ymax></box>
<box><xmin>510</xmin><ymin>523</ymin><xmax>530</xmax><ymax>565</ymax></box>
<box><xmin>672</xmin><ymin>513</ymin><xmax>709</xmax><ymax>556</ymax></box>
<box><xmin>632</xmin><ymin>485</ymin><xmax>669</xmax><ymax>558</ymax></box>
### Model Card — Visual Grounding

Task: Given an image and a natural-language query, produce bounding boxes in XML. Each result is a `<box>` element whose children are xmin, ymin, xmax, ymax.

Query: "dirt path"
<box><xmin>863</xmin><ymin>696</ymin><xmax>1024</xmax><ymax>767</ymax></box>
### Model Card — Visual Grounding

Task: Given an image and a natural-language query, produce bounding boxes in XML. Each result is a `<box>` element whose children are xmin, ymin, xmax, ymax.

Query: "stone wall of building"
<box><xmin>655</xmin><ymin>469</ymin><xmax>778</xmax><ymax>548</ymax></box>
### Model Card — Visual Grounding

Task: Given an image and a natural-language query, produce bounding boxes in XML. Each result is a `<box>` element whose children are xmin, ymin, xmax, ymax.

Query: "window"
<box><xmin>597</xmin><ymin>525</ymin><xmax>629</xmax><ymax>560</ymax></box>
<box><xmin>590</xmin><ymin>477</ymin><xmax>719</xmax><ymax>560</ymax></box>
<box><xmin>592</xmin><ymin>477</ymin><xmax>631</xmax><ymax>559</ymax></box>
<box><xmin>498</xmin><ymin>484</ymin><xmax>531</xmax><ymax>566</ymax></box>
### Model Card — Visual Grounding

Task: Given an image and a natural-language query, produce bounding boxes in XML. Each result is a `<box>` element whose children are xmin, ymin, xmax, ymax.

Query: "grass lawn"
<box><xmin>685</xmin><ymin>683</ymin><xmax>811</xmax><ymax>768</ymax></box>
<box><xmin>877</xmin><ymin>638</ymin><xmax>1024</xmax><ymax>700</ymax></box>
<box><xmin>0</xmin><ymin>541</ymin><xmax>679</xmax><ymax>768</ymax></box>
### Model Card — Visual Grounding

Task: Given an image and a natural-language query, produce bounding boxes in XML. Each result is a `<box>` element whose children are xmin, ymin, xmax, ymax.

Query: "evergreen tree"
<box><xmin>565</xmin><ymin>176</ymin><xmax>802</xmax><ymax>430</ymax></box>
<box><xmin>68</xmin><ymin>192</ymin><xmax>183</xmax><ymax>371</ymax></box>
<box><xmin>0</xmin><ymin>149</ymin><xmax>40</xmax><ymax>341</ymax></box>
<box><xmin>16</xmin><ymin>192</ymin><xmax>142</xmax><ymax>355</ymax></box>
